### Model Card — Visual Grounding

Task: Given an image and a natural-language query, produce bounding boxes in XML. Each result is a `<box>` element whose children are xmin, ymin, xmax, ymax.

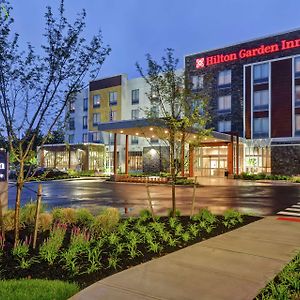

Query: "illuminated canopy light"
<box><xmin>164</xmin><ymin>130</ymin><xmax>168</xmax><ymax>134</ymax></box>
<box><xmin>150</xmin><ymin>127</ymin><xmax>153</xmax><ymax>131</ymax></box>
<box><xmin>135</xmin><ymin>133</ymin><xmax>139</xmax><ymax>136</ymax></box>
<box><xmin>120</xmin><ymin>130</ymin><xmax>124</xmax><ymax>133</ymax></box>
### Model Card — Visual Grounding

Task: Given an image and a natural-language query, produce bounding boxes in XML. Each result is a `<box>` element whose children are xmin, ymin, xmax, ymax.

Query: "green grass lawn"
<box><xmin>0</xmin><ymin>279</ymin><xmax>79</xmax><ymax>300</ymax></box>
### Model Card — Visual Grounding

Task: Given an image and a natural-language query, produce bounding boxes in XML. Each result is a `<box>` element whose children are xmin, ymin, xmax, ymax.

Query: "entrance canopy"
<box><xmin>98</xmin><ymin>118</ymin><xmax>233</xmax><ymax>144</ymax></box>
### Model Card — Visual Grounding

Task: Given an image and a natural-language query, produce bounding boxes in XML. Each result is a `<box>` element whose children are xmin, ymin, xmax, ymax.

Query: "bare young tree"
<box><xmin>0</xmin><ymin>0</ymin><xmax>111</xmax><ymax>245</ymax></box>
<box><xmin>136</xmin><ymin>49</ymin><xmax>211</xmax><ymax>216</ymax></box>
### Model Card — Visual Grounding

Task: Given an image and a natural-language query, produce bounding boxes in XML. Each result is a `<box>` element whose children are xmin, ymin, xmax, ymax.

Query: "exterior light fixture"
<box><xmin>150</xmin><ymin>127</ymin><xmax>153</xmax><ymax>131</ymax></box>
<box><xmin>120</xmin><ymin>130</ymin><xmax>124</xmax><ymax>133</ymax></box>
<box><xmin>135</xmin><ymin>133</ymin><xmax>139</xmax><ymax>136</ymax></box>
<box><xmin>164</xmin><ymin>130</ymin><xmax>168</xmax><ymax>134</ymax></box>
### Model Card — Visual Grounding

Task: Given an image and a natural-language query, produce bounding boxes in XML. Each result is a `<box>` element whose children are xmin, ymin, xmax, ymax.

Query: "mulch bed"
<box><xmin>0</xmin><ymin>215</ymin><xmax>261</xmax><ymax>289</ymax></box>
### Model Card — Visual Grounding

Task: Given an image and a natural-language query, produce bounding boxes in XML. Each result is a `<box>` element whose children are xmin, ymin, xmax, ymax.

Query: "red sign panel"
<box><xmin>195</xmin><ymin>38</ymin><xmax>300</xmax><ymax>68</ymax></box>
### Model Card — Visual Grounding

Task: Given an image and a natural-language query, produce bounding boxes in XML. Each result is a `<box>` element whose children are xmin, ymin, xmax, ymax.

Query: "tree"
<box><xmin>0</xmin><ymin>0</ymin><xmax>111</xmax><ymax>245</ymax></box>
<box><xmin>136</xmin><ymin>49</ymin><xmax>211</xmax><ymax>216</ymax></box>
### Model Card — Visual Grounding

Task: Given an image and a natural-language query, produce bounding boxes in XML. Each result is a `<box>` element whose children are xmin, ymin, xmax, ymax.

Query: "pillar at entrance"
<box><xmin>125</xmin><ymin>135</ymin><xmax>129</xmax><ymax>175</ymax></box>
<box><xmin>189</xmin><ymin>144</ymin><xmax>194</xmax><ymax>177</ymax></box>
<box><xmin>227</xmin><ymin>135</ymin><xmax>234</xmax><ymax>175</ymax></box>
<box><xmin>113</xmin><ymin>133</ymin><xmax>117</xmax><ymax>176</ymax></box>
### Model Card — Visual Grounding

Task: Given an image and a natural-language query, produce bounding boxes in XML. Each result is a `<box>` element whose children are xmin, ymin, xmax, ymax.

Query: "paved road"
<box><xmin>7</xmin><ymin>178</ymin><xmax>300</xmax><ymax>216</ymax></box>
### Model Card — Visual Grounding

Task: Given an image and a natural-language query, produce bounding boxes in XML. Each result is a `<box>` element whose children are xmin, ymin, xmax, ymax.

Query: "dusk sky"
<box><xmin>10</xmin><ymin>0</ymin><xmax>300</xmax><ymax>79</ymax></box>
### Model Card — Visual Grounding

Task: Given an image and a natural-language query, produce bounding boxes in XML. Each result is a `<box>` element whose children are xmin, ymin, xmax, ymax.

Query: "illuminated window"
<box><xmin>82</xmin><ymin>116</ymin><xmax>87</xmax><ymax>129</ymax></box>
<box><xmin>92</xmin><ymin>132</ymin><xmax>101</xmax><ymax>142</ymax></box>
<box><xmin>218</xmin><ymin>70</ymin><xmax>231</xmax><ymax>86</ymax></box>
<box><xmin>218</xmin><ymin>95</ymin><xmax>231</xmax><ymax>112</ymax></box>
<box><xmin>253</xmin><ymin>63</ymin><xmax>269</xmax><ymax>83</ymax></box>
<box><xmin>93</xmin><ymin>94</ymin><xmax>100</xmax><ymax>107</ymax></box>
<box><xmin>295</xmin><ymin>57</ymin><xmax>300</xmax><ymax>77</ymax></box>
<box><xmin>69</xmin><ymin>100</ymin><xmax>75</xmax><ymax>113</ymax></box>
<box><xmin>191</xmin><ymin>75</ymin><xmax>204</xmax><ymax>90</ymax></box>
<box><xmin>253</xmin><ymin>90</ymin><xmax>269</xmax><ymax>111</ymax></box>
<box><xmin>132</xmin><ymin>89</ymin><xmax>139</xmax><ymax>104</ymax></box>
<box><xmin>295</xmin><ymin>85</ymin><xmax>300</xmax><ymax>108</ymax></box>
<box><xmin>150</xmin><ymin>137</ymin><xmax>159</xmax><ymax>144</ymax></box>
<box><xmin>295</xmin><ymin>114</ymin><xmax>300</xmax><ymax>135</ymax></box>
<box><xmin>218</xmin><ymin>120</ymin><xmax>231</xmax><ymax>132</ymax></box>
<box><xmin>253</xmin><ymin>117</ymin><xmax>269</xmax><ymax>138</ymax></box>
<box><xmin>131</xmin><ymin>136</ymin><xmax>138</xmax><ymax>145</ymax></box>
<box><xmin>131</xmin><ymin>109</ymin><xmax>139</xmax><ymax>120</ymax></box>
<box><xmin>93</xmin><ymin>113</ymin><xmax>100</xmax><ymax>126</ymax></box>
<box><xmin>109</xmin><ymin>91</ymin><xmax>118</xmax><ymax>105</ymax></box>
<box><xmin>83</xmin><ymin>98</ymin><xmax>88</xmax><ymax>111</ymax></box>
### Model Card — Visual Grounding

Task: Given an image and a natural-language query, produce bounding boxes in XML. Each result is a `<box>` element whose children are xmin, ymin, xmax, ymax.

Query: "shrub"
<box><xmin>38</xmin><ymin>213</ymin><xmax>53</xmax><ymax>232</ymax></box>
<box><xmin>139</xmin><ymin>209</ymin><xmax>152</xmax><ymax>222</ymax></box>
<box><xmin>192</xmin><ymin>208</ymin><xmax>216</xmax><ymax>225</ymax></box>
<box><xmin>3</xmin><ymin>210</ymin><xmax>15</xmax><ymax>231</ymax></box>
<box><xmin>75</xmin><ymin>208</ymin><xmax>94</xmax><ymax>228</ymax></box>
<box><xmin>223</xmin><ymin>209</ymin><xmax>243</xmax><ymax>229</ymax></box>
<box><xmin>20</xmin><ymin>202</ymin><xmax>45</xmax><ymax>228</ymax></box>
<box><xmin>168</xmin><ymin>209</ymin><xmax>181</xmax><ymax>217</ymax></box>
<box><xmin>92</xmin><ymin>208</ymin><xmax>120</xmax><ymax>235</ymax></box>
<box><xmin>52</xmin><ymin>208</ymin><xmax>76</xmax><ymax>224</ymax></box>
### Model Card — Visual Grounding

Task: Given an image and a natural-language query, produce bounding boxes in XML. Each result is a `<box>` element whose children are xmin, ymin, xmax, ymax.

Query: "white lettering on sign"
<box><xmin>0</xmin><ymin>163</ymin><xmax>5</xmax><ymax>170</ymax></box>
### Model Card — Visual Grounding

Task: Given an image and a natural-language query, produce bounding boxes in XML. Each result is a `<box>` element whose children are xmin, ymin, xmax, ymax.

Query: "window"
<box><xmin>253</xmin><ymin>90</ymin><xmax>269</xmax><ymax>111</ymax></box>
<box><xmin>109</xmin><ymin>110</ymin><xmax>117</xmax><ymax>121</ymax></box>
<box><xmin>68</xmin><ymin>134</ymin><xmax>74</xmax><ymax>144</ymax></box>
<box><xmin>253</xmin><ymin>63</ymin><xmax>269</xmax><ymax>83</ymax></box>
<box><xmin>218</xmin><ymin>120</ymin><xmax>231</xmax><ymax>132</ymax></box>
<box><xmin>83</xmin><ymin>98</ymin><xmax>88</xmax><ymax>111</ymax></box>
<box><xmin>131</xmin><ymin>109</ymin><xmax>139</xmax><ymax>120</ymax></box>
<box><xmin>93</xmin><ymin>94</ymin><xmax>100</xmax><ymax>107</ymax></box>
<box><xmin>109</xmin><ymin>91</ymin><xmax>118</xmax><ymax>105</ymax></box>
<box><xmin>218</xmin><ymin>70</ymin><xmax>231</xmax><ymax>86</ymax></box>
<box><xmin>295</xmin><ymin>114</ymin><xmax>300</xmax><ymax>135</ymax></box>
<box><xmin>191</xmin><ymin>75</ymin><xmax>204</xmax><ymax>90</ymax></box>
<box><xmin>93</xmin><ymin>113</ymin><xmax>100</xmax><ymax>126</ymax></box>
<box><xmin>69</xmin><ymin>100</ymin><xmax>75</xmax><ymax>113</ymax></box>
<box><xmin>132</xmin><ymin>89</ymin><xmax>139</xmax><ymax>104</ymax></box>
<box><xmin>92</xmin><ymin>132</ymin><xmax>101</xmax><ymax>143</ymax></box>
<box><xmin>295</xmin><ymin>57</ymin><xmax>300</xmax><ymax>77</ymax></box>
<box><xmin>218</xmin><ymin>95</ymin><xmax>231</xmax><ymax>112</ymax></box>
<box><xmin>191</xmin><ymin>99</ymin><xmax>204</xmax><ymax>114</ymax></box>
<box><xmin>295</xmin><ymin>86</ymin><xmax>300</xmax><ymax>108</ymax></box>
<box><xmin>150</xmin><ymin>137</ymin><xmax>159</xmax><ymax>144</ymax></box>
<box><xmin>131</xmin><ymin>135</ymin><xmax>138</xmax><ymax>145</ymax></box>
<box><xmin>150</xmin><ymin>106</ymin><xmax>159</xmax><ymax>117</ymax></box>
<box><xmin>83</xmin><ymin>116</ymin><xmax>87</xmax><ymax>129</ymax></box>
<box><xmin>82</xmin><ymin>133</ymin><xmax>88</xmax><ymax>143</ymax></box>
<box><xmin>253</xmin><ymin>117</ymin><xmax>269</xmax><ymax>138</ymax></box>
<box><xmin>69</xmin><ymin>118</ymin><xmax>75</xmax><ymax>130</ymax></box>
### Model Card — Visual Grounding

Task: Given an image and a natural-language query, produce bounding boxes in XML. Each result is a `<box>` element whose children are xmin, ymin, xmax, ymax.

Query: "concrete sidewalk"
<box><xmin>71</xmin><ymin>217</ymin><xmax>300</xmax><ymax>300</ymax></box>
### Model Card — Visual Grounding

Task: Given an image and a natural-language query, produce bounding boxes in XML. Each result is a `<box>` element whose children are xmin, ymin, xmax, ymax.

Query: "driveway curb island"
<box><xmin>70</xmin><ymin>216</ymin><xmax>300</xmax><ymax>300</ymax></box>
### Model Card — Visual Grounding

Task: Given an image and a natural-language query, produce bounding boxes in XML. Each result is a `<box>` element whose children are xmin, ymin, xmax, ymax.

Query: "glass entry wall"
<box><xmin>194</xmin><ymin>146</ymin><xmax>228</xmax><ymax>177</ymax></box>
<box><xmin>244</xmin><ymin>146</ymin><xmax>271</xmax><ymax>174</ymax></box>
<box><xmin>128</xmin><ymin>151</ymin><xmax>143</xmax><ymax>173</ymax></box>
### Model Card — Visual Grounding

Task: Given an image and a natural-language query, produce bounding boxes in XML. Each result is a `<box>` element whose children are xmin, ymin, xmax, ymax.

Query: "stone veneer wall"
<box><xmin>143</xmin><ymin>146</ymin><xmax>170</xmax><ymax>174</ymax></box>
<box><xmin>271</xmin><ymin>145</ymin><xmax>300</xmax><ymax>175</ymax></box>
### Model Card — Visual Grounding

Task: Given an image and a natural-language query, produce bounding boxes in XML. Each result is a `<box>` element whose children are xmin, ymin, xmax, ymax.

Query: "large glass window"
<box><xmin>253</xmin><ymin>117</ymin><xmax>269</xmax><ymax>138</ymax></box>
<box><xmin>253</xmin><ymin>63</ymin><xmax>269</xmax><ymax>83</ymax></box>
<box><xmin>83</xmin><ymin>98</ymin><xmax>88</xmax><ymax>111</ymax></box>
<box><xmin>295</xmin><ymin>85</ymin><xmax>300</xmax><ymax>108</ymax></box>
<box><xmin>218</xmin><ymin>70</ymin><xmax>231</xmax><ymax>86</ymax></box>
<box><xmin>131</xmin><ymin>109</ymin><xmax>139</xmax><ymax>120</ymax></box>
<box><xmin>131</xmin><ymin>89</ymin><xmax>139</xmax><ymax>104</ymax></box>
<box><xmin>82</xmin><ymin>133</ymin><xmax>88</xmax><ymax>143</ymax></box>
<box><xmin>83</xmin><ymin>116</ymin><xmax>87</xmax><ymax>129</ymax></box>
<box><xmin>295</xmin><ymin>57</ymin><xmax>300</xmax><ymax>77</ymax></box>
<box><xmin>109</xmin><ymin>91</ymin><xmax>118</xmax><ymax>105</ymax></box>
<box><xmin>295</xmin><ymin>114</ymin><xmax>300</xmax><ymax>135</ymax></box>
<box><xmin>131</xmin><ymin>135</ymin><xmax>138</xmax><ymax>145</ymax></box>
<box><xmin>93</xmin><ymin>95</ymin><xmax>100</xmax><ymax>107</ymax></box>
<box><xmin>93</xmin><ymin>113</ymin><xmax>100</xmax><ymax>126</ymax></box>
<box><xmin>191</xmin><ymin>75</ymin><xmax>204</xmax><ymax>90</ymax></box>
<box><xmin>69</xmin><ymin>118</ymin><xmax>75</xmax><ymax>130</ymax></box>
<box><xmin>218</xmin><ymin>120</ymin><xmax>231</xmax><ymax>132</ymax></box>
<box><xmin>68</xmin><ymin>134</ymin><xmax>74</xmax><ymax>144</ymax></box>
<box><xmin>253</xmin><ymin>90</ymin><xmax>269</xmax><ymax>111</ymax></box>
<box><xmin>218</xmin><ymin>95</ymin><xmax>231</xmax><ymax>112</ymax></box>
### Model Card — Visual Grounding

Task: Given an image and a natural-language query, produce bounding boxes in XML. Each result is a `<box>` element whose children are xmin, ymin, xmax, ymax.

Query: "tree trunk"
<box><xmin>14</xmin><ymin>161</ymin><xmax>24</xmax><ymax>248</ymax></box>
<box><xmin>170</xmin><ymin>136</ymin><xmax>176</xmax><ymax>217</ymax></box>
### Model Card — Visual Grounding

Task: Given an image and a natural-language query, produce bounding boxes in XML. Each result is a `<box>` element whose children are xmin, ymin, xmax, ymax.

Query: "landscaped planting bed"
<box><xmin>0</xmin><ymin>206</ymin><xmax>260</xmax><ymax>290</ymax></box>
<box><xmin>255</xmin><ymin>251</ymin><xmax>300</xmax><ymax>300</ymax></box>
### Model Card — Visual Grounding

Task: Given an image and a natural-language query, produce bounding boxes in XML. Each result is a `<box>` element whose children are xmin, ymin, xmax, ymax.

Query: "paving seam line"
<box><xmin>199</xmin><ymin>244</ymin><xmax>299</xmax><ymax>262</ymax></box>
<box><xmin>96</xmin><ymin>282</ymin><xmax>167</xmax><ymax>300</ymax></box>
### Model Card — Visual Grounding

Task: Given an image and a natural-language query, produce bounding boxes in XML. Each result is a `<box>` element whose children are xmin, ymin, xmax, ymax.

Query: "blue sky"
<box><xmin>10</xmin><ymin>0</ymin><xmax>300</xmax><ymax>79</ymax></box>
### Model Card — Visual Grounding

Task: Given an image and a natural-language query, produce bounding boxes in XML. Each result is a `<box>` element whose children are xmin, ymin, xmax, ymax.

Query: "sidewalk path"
<box><xmin>71</xmin><ymin>216</ymin><xmax>300</xmax><ymax>300</ymax></box>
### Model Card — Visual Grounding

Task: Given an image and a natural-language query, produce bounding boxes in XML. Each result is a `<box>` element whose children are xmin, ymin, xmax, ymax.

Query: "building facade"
<box><xmin>185</xmin><ymin>29</ymin><xmax>300</xmax><ymax>175</ymax></box>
